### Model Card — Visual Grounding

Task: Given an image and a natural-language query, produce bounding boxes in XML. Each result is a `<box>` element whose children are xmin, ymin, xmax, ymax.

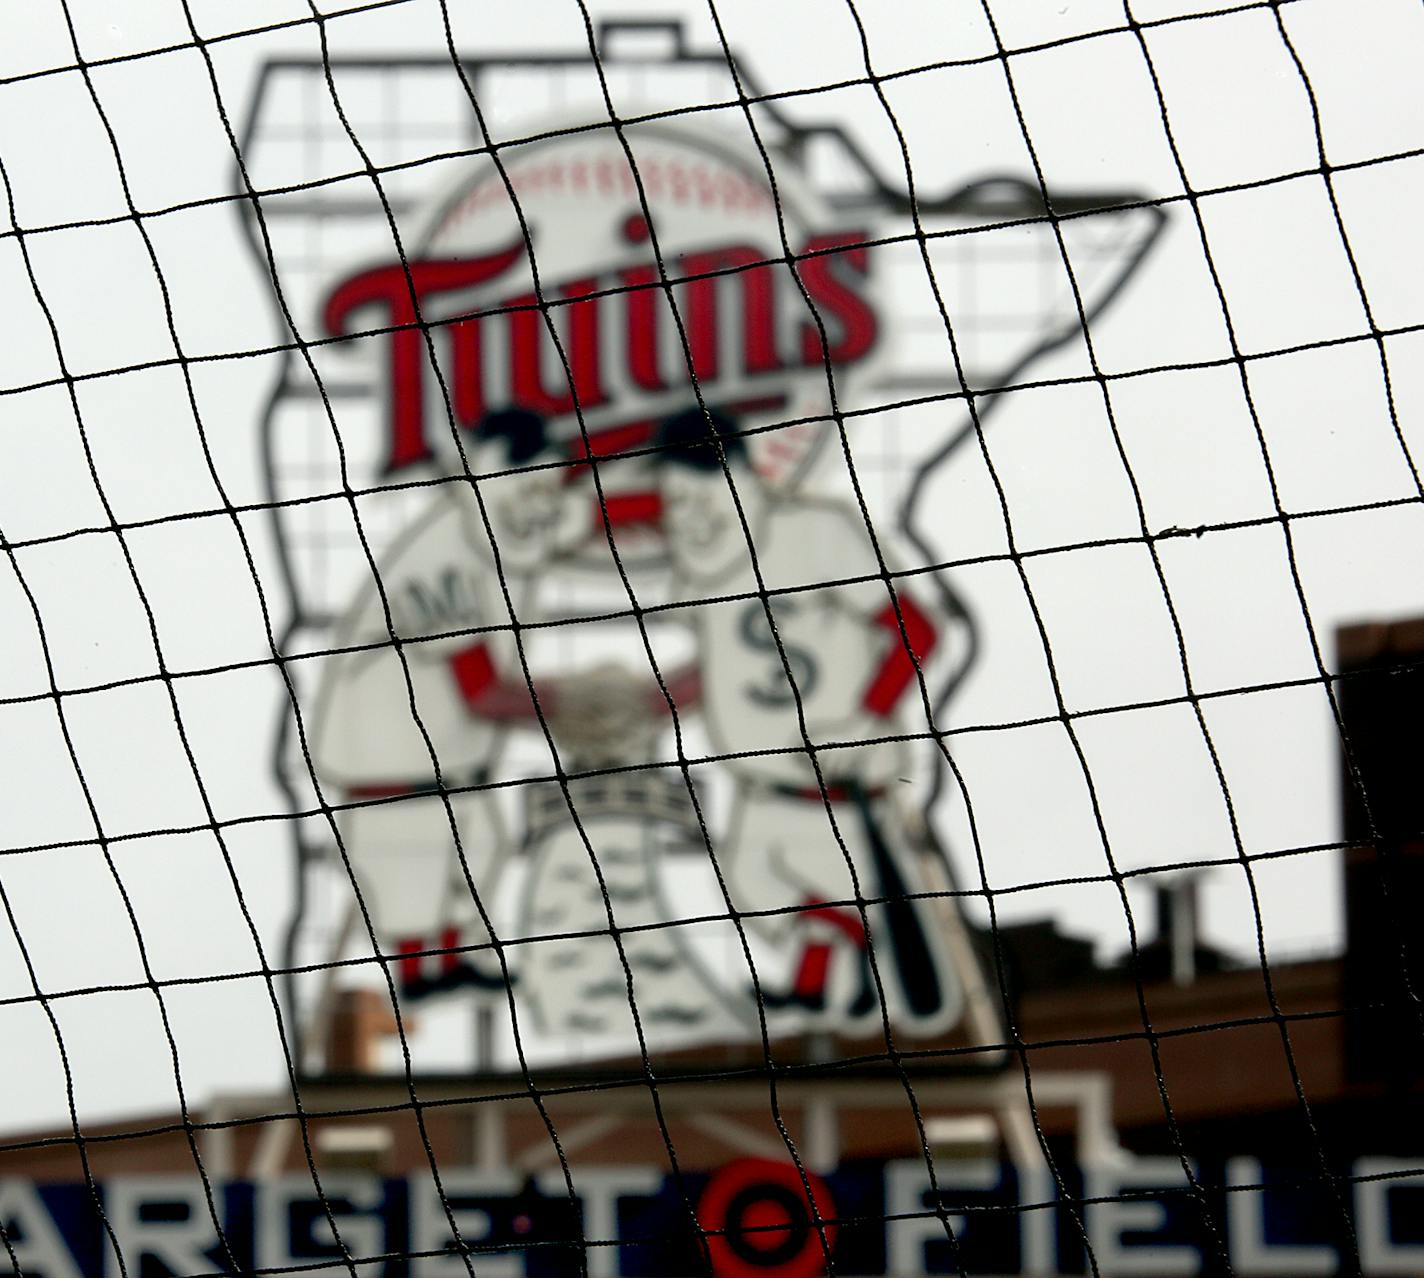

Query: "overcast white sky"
<box><xmin>1</xmin><ymin>0</ymin><xmax>1422</xmax><ymax>1136</ymax></box>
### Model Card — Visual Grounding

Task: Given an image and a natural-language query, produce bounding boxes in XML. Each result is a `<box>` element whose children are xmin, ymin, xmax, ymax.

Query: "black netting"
<box><xmin>1</xmin><ymin>4</ymin><xmax>1421</xmax><ymax>1278</ymax></box>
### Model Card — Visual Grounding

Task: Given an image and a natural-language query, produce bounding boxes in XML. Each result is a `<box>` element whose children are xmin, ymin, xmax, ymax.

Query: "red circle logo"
<box><xmin>697</xmin><ymin>1159</ymin><xmax>838</xmax><ymax>1278</ymax></box>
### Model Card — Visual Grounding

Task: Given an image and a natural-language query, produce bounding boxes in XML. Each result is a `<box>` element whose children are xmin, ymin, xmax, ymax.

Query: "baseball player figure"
<box><xmin>311</xmin><ymin>409</ymin><xmax>585</xmax><ymax>1004</ymax></box>
<box><xmin>654</xmin><ymin>407</ymin><xmax>969</xmax><ymax>1038</ymax></box>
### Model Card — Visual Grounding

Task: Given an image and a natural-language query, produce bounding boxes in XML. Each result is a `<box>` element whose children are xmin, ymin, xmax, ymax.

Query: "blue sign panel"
<box><xmin>2</xmin><ymin>1158</ymin><xmax>1422</xmax><ymax>1277</ymax></box>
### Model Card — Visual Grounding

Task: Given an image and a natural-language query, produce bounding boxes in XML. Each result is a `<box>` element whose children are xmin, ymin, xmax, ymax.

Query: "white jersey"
<box><xmin>516</xmin><ymin>774</ymin><xmax>753</xmax><ymax>1044</ymax></box>
<box><xmin>680</xmin><ymin>500</ymin><xmax>952</xmax><ymax>791</ymax></box>
<box><xmin>311</xmin><ymin>483</ymin><xmax>531</xmax><ymax>787</ymax></box>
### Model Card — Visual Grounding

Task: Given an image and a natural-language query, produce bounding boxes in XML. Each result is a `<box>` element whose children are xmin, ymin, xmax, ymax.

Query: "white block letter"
<box><xmin>411</xmin><ymin>1172</ymin><xmax>519</xmax><ymax>1278</ymax></box>
<box><xmin>108</xmin><ymin>1178</ymin><xmax>223</xmax><ymax>1278</ymax></box>
<box><xmin>1225</xmin><ymin>1158</ymin><xmax>1334</xmax><ymax>1275</ymax></box>
<box><xmin>0</xmin><ymin>1181</ymin><xmax>82</xmax><ymax>1278</ymax></box>
<box><xmin>1086</xmin><ymin>1158</ymin><xmax>1200</xmax><ymax>1276</ymax></box>
<box><xmin>569</xmin><ymin>1170</ymin><xmax>660</xmax><ymax>1278</ymax></box>
<box><xmin>1355</xmin><ymin>1158</ymin><xmax>1424</xmax><ymax>1275</ymax></box>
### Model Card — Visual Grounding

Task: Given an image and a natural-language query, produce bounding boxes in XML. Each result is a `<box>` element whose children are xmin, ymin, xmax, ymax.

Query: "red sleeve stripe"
<box><xmin>802</xmin><ymin>898</ymin><xmax>868</xmax><ymax>948</ymax></box>
<box><xmin>862</xmin><ymin>593</ymin><xmax>937</xmax><ymax>717</ymax></box>
<box><xmin>450</xmin><ymin>642</ymin><xmax>497</xmax><ymax>708</ymax></box>
<box><xmin>347</xmin><ymin>783</ymin><xmax>412</xmax><ymax>800</ymax></box>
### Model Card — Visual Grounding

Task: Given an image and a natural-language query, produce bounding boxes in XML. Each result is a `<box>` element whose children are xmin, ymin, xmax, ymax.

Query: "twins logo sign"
<box><xmin>306</xmin><ymin>113</ymin><xmax>966</xmax><ymax>1049</ymax></box>
<box><xmin>250</xmin><ymin>32</ymin><xmax>1163</xmax><ymax>1064</ymax></box>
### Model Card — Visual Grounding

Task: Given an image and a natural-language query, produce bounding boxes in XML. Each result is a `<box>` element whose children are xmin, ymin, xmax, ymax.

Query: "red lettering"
<box><xmin>799</xmin><ymin>231</ymin><xmax>877</xmax><ymax>367</ymax></box>
<box><xmin>450</xmin><ymin>314</ymin><xmax>484</xmax><ymax>429</ymax></box>
<box><xmin>678</xmin><ymin>245</ymin><xmax>783</xmax><ymax>384</ymax></box>
<box><xmin>324</xmin><ymin>229</ymin><xmax>878</xmax><ymax>477</ymax></box>
<box><xmin>623</xmin><ymin>263</ymin><xmax>668</xmax><ymax>393</ymax></box>
<box><xmin>563</xmin><ymin>277</ymin><xmax>608</xmax><ymax>414</ymax></box>
<box><xmin>323</xmin><ymin>243</ymin><xmax>524</xmax><ymax>472</ymax></box>
<box><xmin>508</xmin><ymin>293</ymin><xmax>571</xmax><ymax>417</ymax></box>
<box><xmin>743</xmin><ymin>259</ymin><xmax>782</xmax><ymax>376</ymax></box>
<box><xmin>678</xmin><ymin>251</ymin><xmax>722</xmax><ymax>384</ymax></box>
<box><xmin>508</xmin><ymin>278</ymin><xmax>608</xmax><ymax>418</ymax></box>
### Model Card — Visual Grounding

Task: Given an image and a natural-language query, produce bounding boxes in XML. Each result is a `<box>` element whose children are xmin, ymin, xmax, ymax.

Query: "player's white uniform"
<box><xmin>311</xmin><ymin>481</ymin><xmax>530</xmax><ymax>998</ymax></box>
<box><xmin>677</xmin><ymin>498</ymin><xmax>966</xmax><ymax>1035</ymax></box>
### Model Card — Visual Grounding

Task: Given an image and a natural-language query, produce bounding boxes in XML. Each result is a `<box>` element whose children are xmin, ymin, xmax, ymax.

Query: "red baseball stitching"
<box><xmin>433</xmin><ymin>144</ymin><xmax>773</xmax><ymax>239</ymax></box>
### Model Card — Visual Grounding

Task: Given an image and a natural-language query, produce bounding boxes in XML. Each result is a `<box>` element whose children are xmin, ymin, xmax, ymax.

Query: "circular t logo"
<box><xmin>697</xmin><ymin>1158</ymin><xmax>839</xmax><ymax>1278</ymax></box>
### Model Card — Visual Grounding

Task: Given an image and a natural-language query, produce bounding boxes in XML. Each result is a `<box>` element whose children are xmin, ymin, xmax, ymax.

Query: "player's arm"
<box><xmin>632</xmin><ymin>576</ymin><xmax>704</xmax><ymax>716</ymax></box>
<box><xmin>645</xmin><ymin>660</ymin><xmax>703</xmax><ymax>716</ymax></box>
<box><xmin>447</xmin><ymin>638</ymin><xmax>559</xmax><ymax>723</ymax></box>
<box><xmin>819</xmin><ymin>508</ymin><xmax>943</xmax><ymax>720</ymax></box>
<box><xmin>854</xmin><ymin>569</ymin><xmax>976</xmax><ymax>722</ymax></box>
<box><xmin>860</xmin><ymin>587</ymin><xmax>940</xmax><ymax>718</ymax></box>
